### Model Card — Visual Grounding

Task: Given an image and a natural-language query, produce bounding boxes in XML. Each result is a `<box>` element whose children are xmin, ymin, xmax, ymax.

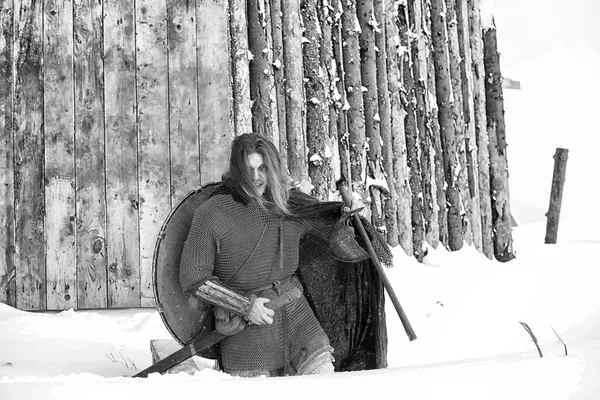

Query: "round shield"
<box><xmin>152</xmin><ymin>182</ymin><xmax>221</xmax><ymax>358</ymax></box>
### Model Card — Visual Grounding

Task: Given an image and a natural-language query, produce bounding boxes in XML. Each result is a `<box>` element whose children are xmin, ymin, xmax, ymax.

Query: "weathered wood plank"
<box><xmin>168</xmin><ymin>0</ymin><xmax>200</xmax><ymax>202</ymax></box>
<box><xmin>13</xmin><ymin>0</ymin><xmax>45</xmax><ymax>310</ymax></box>
<box><xmin>136</xmin><ymin>0</ymin><xmax>171</xmax><ymax>307</ymax></box>
<box><xmin>74</xmin><ymin>0</ymin><xmax>108</xmax><ymax>308</ymax></box>
<box><xmin>44</xmin><ymin>0</ymin><xmax>76</xmax><ymax>310</ymax></box>
<box><xmin>0</xmin><ymin>0</ymin><xmax>16</xmax><ymax>307</ymax></box>
<box><xmin>104</xmin><ymin>0</ymin><xmax>141</xmax><ymax>308</ymax></box>
<box><xmin>197</xmin><ymin>0</ymin><xmax>234</xmax><ymax>184</ymax></box>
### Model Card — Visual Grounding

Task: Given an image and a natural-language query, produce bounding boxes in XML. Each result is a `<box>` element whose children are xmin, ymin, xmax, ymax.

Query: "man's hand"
<box><xmin>342</xmin><ymin>193</ymin><xmax>369</xmax><ymax>219</ymax></box>
<box><xmin>247</xmin><ymin>297</ymin><xmax>275</xmax><ymax>325</ymax></box>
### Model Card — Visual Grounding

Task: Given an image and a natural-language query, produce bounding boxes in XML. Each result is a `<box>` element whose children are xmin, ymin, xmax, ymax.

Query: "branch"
<box><xmin>519</xmin><ymin>321</ymin><xmax>543</xmax><ymax>358</ymax></box>
<box><xmin>551</xmin><ymin>326</ymin><xmax>568</xmax><ymax>356</ymax></box>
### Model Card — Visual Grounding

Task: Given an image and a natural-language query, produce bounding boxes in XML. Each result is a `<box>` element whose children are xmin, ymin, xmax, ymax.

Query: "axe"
<box><xmin>336</xmin><ymin>176</ymin><xmax>417</xmax><ymax>341</ymax></box>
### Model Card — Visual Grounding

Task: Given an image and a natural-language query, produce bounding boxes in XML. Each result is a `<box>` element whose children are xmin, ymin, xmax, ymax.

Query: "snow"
<box><xmin>2</xmin><ymin>1</ymin><xmax>600</xmax><ymax>399</ymax></box>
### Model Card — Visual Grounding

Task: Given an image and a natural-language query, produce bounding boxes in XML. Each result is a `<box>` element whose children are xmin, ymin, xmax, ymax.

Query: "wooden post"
<box><xmin>545</xmin><ymin>148</ymin><xmax>569</xmax><ymax>244</ymax></box>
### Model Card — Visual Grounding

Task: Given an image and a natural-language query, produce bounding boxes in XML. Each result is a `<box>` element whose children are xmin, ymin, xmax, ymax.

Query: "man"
<box><xmin>179</xmin><ymin>133</ymin><xmax>363</xmax><ymax>377</ymax></box>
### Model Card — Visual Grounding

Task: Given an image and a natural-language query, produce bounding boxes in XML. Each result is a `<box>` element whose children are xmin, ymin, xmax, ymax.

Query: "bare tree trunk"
<box><xmin>374</xmin><ymin>0</ymin><xmax>399</xmax><ymax>246</ymax></box>
<box><xmin>544</xmin><ymin>148</ymin><xmax>568</xmax><ymax>244</ymax></box>
<box><xmin>422</xmin><ymin>0</ymin><xmax>446</xmax><ymax>248</ymax></box>
<box><xmin>248</xmin><ymin>0</ymin><xmax>274</xmax><ymax>137</ymax></box>
<box><xmin>385</xmin><ymin>0</ymin><xmax>412</xmax><ymax>254</ymax></box>
<box><xmin>468</xmin><ymin>0</ymin><xmax>493</xmax><ymax>258</ymax></box>
<box><xmin>318</xmin><ymin>0</ymin><xmax>342</xmax><ymax>198</ymax></box>
<box><xmin>357</xmin><ymin>0</ymin><xmax>383</xmax><ymax>232</ymax></box>
<box><xmin>340</xmin><ymin>0</ymin><xmax>367</xmax><ymax>202</ymax></box>
<box><xmin>302</xmin><ymin>0</ymin><xmax>331</xmax><ymax>200</ymax></box>
<box><xmin>456</xmin><ymin>0</ymin><xmax>483</xmax><ymax>253</ymax></box>
<box><xmin>399</xmin><ymin>3</ymin><xmax>425</xmax><ymax>261</ymax></box>
<box><xmin>430</xmin><ymin>0</ymin><xmax>464</xmax><ymax>251</ymax></box>
<box><xmin>408</xmin><ymin>0</ymin><xmax>437</xmax><ymax>248</ymax></box>
<box><xmin>445</xmin><ymin>0</ymin><xmax>472</xmax><ymax>246</ymax></box>
<box><xmin>270</xmin><ymin>0</ymin><xmax>288</xmax><ymax>162</ymax></box>
<box><xmin>230</xmin><ymin>0</ymin><xmax>252</xmax><ymax>135</ymax></box>
<box><xmin>282</xmin><ymin>0</ymin><xmax>310</xmax><ymax>192</ymax></box>
<box><xmin>332</xmin><ymin>0</ymin><xmax>351</xmax><ymax>186</ymax></box>
<box><xmin>483</xmin><ymin>20</ymin><xmax>514</xmax><ymax>262</ymax></box>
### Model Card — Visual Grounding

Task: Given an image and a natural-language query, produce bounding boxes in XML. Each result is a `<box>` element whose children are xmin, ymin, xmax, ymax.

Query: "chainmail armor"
<box><xmin>179</xmin><ymin>193</ymin><xmax>335</xmax><ymax>375</ymax></box>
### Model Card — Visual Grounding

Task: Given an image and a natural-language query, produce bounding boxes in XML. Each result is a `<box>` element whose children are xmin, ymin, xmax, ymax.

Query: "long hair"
<box><xmin>222</xmin><ymin>133</ymin><xmax>291</xmax><ymax>216</ymax></box>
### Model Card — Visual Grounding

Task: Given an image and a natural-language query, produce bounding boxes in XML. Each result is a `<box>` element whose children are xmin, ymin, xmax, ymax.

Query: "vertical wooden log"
<box><xmin>282</xmin><ymin>0</ymin><xmax>310</xmax><ymax>192</ymax></box>
<box><xmin>544</xmin><ymin>148</ymin><xmax>568</xmax><ymax>244</ymax></box>
<box><xmin>44</xmin><ymin>0</ymin><xmax>76</xmax><ymax>310</ymax></box>
<box><xmin>229</xmin><ymin>0</ymin><xmax>252</xmax><ymax>135</ymax></box>
<box><xmin>197</xmin><ymin>0</ymin><xmax>234</xmax><ymax>183</ymax></box>
<box><xmin>303</xmin><ymin>0</ymin><xmax>333</xmax><ymax>200</ymax></box>
<box><xmin>385</xmin><ymin>0</ymin><xmax>412</xmax><ymax>254</ymax></box>
<box><xmin>456</xmin><ymin>0</ymin><xmax>483</xmax><ymax>252</ymax></box>
<box><xmin>373</xmin><ymin>0</ymin><xmax>398</xmax><ymax>246</ymax></box>
<box><xmin>14</xmin><ymin>0</ymin><xmax>45</xmax><ymax>310</ymax></box>
<box><xmin>74</xmin><ymin>0</ymin><xmax>107</xmax><ymax>309</ymax></box>
<box><xmin>483</xmin><ymin>20</ymin><xmax>514</xmax><ymax>261</ymax></box>
<box><xmin>399</xmin><ymin>3</ymin><xmax>425</xmax><ymax>261</ymax></box>
<box><xmin>331</xmin><ymin>0</ymin><xmax>351</xmax><ymax>182</ymax></box>
<box><xmin>409</xmin><ymin>0</ymin><xmax>437</xmax><ymax>249</ymax></box>
<box><xmin>248</xmin><ymin>0</ymin><xmax>274</xmax><ymax>137</ymax></box>
<box><xmin>104</xmin><ymin>0</ymin><xmax>140</xmax><ymax>308</ymax></box>
<box><xmin>137</xmin><ymin>0</ymin><xmax>171</xmax><ymax>306</ymax></box>
<box><xmin>270</xmin><ymin>0</ymin><xmax>287</xmax><ymax>160</ymax></box>
<box><xmin>423</xmin><ymin>0</ymin><xmax>447</xmax><ymax>247</ymax></box>
<box><xmin>356</xmin><ymin>0</ymin><xmax>381</xmax><ymax>227</ymax></box>
<box><xmin>168</xmin><ymin>0</ymin><xmax>201</xmax><ymax>202</ymax></box>
<box><xmin>430</xmin><ymin>0</ymin><xmax>464</xmax><ymax>251</ymax></box>
<box><xmin>445</xmin><ymin>0</ymin><xmax>472</xmax><ymax>246</ymax></box>
<box><xmin>0</xmin><ymin>0</ymin><xmax>16</xmax><ymax>307</ymax></box>
<box><xmin>340</xmin><ymin>0</ymin><xmax>367</xmax><ymax>200</ymax></box>
<box><xmin>318</xmin><ymin>0</ymin><xmax>342</xmax><ymax>195</ymax></box>
<box><xmin>467</xmin><ymin>0</ymin><xmax>493</xmax><ymax>258</ymax></box>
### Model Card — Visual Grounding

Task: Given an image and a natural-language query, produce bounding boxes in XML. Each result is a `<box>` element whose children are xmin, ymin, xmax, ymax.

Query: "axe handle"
<box><xmin>338</xmin><ymin>182</ymin><xmax>417</xmax><ymax>341</ymax></box>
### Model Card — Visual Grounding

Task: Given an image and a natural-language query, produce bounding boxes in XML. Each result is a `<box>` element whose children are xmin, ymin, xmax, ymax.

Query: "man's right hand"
<box><xmin>247</xmin><ymin>297</ymin><xmax>275</xmax><ymax>325</ymax></box>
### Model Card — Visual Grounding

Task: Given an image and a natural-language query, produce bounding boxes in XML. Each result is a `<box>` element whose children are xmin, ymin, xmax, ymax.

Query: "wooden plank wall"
<box><xmin>0</xmin><ymin>0</ymin><xmax>233</xmax><ymax>311</ymax></box>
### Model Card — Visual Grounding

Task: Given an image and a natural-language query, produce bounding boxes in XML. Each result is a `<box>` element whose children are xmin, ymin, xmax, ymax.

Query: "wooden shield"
<box><xmin>152</xmin><ymin>182</ymin><xmax>221</xmax><ymax>358</ymax></box>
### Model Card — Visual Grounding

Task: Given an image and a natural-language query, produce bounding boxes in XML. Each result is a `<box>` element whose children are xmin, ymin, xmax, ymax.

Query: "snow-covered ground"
<box><xmin>2</xmin><ymin>0</ymin><xmax>599</xmax><ymax>399</ymax></box>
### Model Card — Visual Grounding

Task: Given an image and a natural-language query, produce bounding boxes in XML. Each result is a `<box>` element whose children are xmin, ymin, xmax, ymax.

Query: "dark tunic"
<box><xmin>179</xmin><ymin>193</ymin><xmax>336</xmax><ymax>375</ymax></box>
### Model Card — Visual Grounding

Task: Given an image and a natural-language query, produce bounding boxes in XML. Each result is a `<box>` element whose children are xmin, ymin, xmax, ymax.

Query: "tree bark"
<box><xmin>409</xmin><ymin>0</ymin><xmax>438</xmax><ymax>249</ymax></box>
<box><xmin>456</xmin><ymin>0</ymin><xmax>483</xmax><ymax>253</ymax></box>
<box><xmin>544</xmin><ymin>148</ymin><xmax>568</xmax><ymax>244</ymax></box>
<box><xmin>467</xmin><ymin>0</ymin><xmax>493</xmax><ymax>258</ymax></box>
<box><xmin>340</xmin><ymin>0</ymin><xmax>367</xmax><ymax>202</ymax></box>
<box><xmin>318</xmin><ymin>0</ymin><xmax>341</xmax><ymax>198</ymax></box>
<box><xmin>399</xmin><ymin>3</ymin><xmax>425</xmax><ymax>261</ymax></box>
<box><xmin>302</xmin><ymin>0</ymin><xmax>331</xmax><ymax>200</ymax></box>
<box><xmin>445</xmin><ymin>0</ymin><xmax>472</xmax><ymax>246</ymax></box>
<box><xmin>282</xmin><ymin>0</ymin><xmax>311</xmax><ymax>192</ymax></box>
<box><xmin>385</xmin><ymin>0</ymin><xmax>412</xmax><ymax>254</ymax></box>
<box><xmin>230</xmin><ymin>0</ymin><xmax>252</xmax><ymax>135</ymax></box>
<box><xmin>374</xmin><ymin>0</ymin><xmax>398</xmax><ymax>246</ymax></box>
<box><xmin>430</xmin><ymin>0</ymin><xmax>464</xmax><ymax>251</ymax></box>
<box><xmin>483</xmin><ymin>20</ymin><xmax>514</xmax><ymax>261</ymax></box>
<box><xmin>422</xmin><ymin>0</ymin><xmax>447</xmax><ymax>248</ymax></box>
<box><xmin>248</xmin><ymin>0</ymin><xmax>274</xmax><ymax>137</ymax></box>
<box><xmin>270</xmin><ymin>0</ymin><xmax>287</xmax><ymax>162</ymax></box>
<box><xmin>357</xmin><ymin>0</ymin><xmax>382</xmax><ymax>231</ymax></box>
<box><xmin>332</xmin><ymin>0</ymin><xmax>351</xmax><ymax>184</ymax></box>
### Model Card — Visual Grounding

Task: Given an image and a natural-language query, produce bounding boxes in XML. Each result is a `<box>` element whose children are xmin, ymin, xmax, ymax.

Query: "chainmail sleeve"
<box><xmin>179</xmin><ymin>202</ymin><xmax>219</xmax><ymax>294</ymax></box>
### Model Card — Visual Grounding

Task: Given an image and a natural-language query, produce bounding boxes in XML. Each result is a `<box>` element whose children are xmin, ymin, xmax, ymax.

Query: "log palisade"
<box><xmin>0</xmin><ymin>0</ymin><xmax>515</xmax><ymax>311</ymax></box>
